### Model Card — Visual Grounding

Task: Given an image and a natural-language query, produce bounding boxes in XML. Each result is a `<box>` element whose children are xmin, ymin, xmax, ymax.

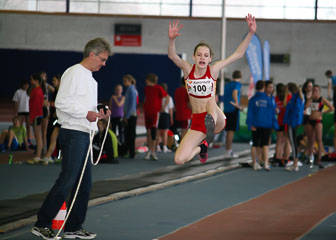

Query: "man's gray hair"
<box><xmin>83</xmin><ymin>37</ymin><xmax>112</xmax><ymax>58</ymax></box>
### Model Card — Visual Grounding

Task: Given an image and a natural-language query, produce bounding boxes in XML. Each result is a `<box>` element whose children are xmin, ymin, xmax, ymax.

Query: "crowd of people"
<box><xmin>2</xmin><ymin>14</ymin><xmax>334</xmax><ymax>173</ymax></box>
<box><xmin>0</xmin><ymin>15</ymin><xmax>331</xmax><ymax>240</ymax></box>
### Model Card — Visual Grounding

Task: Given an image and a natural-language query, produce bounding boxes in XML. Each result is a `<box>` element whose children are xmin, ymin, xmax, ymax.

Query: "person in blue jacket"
<box><xmin>326</xmin><ymin>70</ymin><xmax>336</xmax><ymax>152</ymax></box>
<box><xmin>223</xmin><ymin>70</ymin><xmax>242</xmax><ymax>158</ymax></box>
<box><xmin>283</xmin><ymin>83</ymin><xmax>304</xmax><ymax>171</ymax></box>
<box><xmin>247</xmin><ymin>80</ymin><xmax>278</xmax><ymax>171</ymax></box>
<box><xmin>123</xmin><ymin>74</ymin><xmax>138</xmax><ymax>159</ymax></box>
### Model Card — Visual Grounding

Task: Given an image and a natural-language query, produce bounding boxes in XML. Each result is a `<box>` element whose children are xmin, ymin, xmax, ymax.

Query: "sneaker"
<box><xmin>253</xmin><ymin>163</ymin><xmax>262</xmax><ymax>171</ymax></box>
<box><xmin>163</xmin><ymin>146</ymin><xmax>171</xmax><ymax>153</ymax></box>
<box><xmin>285</xmin><ymin>165</ymin><xmax>299</xmax><ymax>172</ymax></box>
<box><xmin>199</xmin><ymin>140</ymin><xmax>208</xmax><ymax>163</ymax></box>
<box><xmin>156</xmin><ymin>145</ymin><xmax>162</xmax><ymax>152</ymax></box>
<box><xmin>225</xmin><ymin>151</ymin><xmax>238</xmax><ymax>159</ymax></box>
<box><xmin>39</xmin><ymin>158</ymin><xmax>49</xmax><ymax>166</ymax></box>
<box><xmin>309</xmin><ymin>154</ymin><xmax>314</xmax><ymax>168</ymax></box>
<box><xmin>27</xmin><ymin>157</ymin><xmax>48</xmax><ymax>165</ymax></box>
<box><xmin>144</xmin><ymin>152</ymin><xmax>151</xmax><ymax>160</ymax></box>
<box><xmin>31</xmin><ymin>226</ymin><xmax>56</xmax><ymax>240</ymax></box>
<box><xmin>318</xmin><ymin>163</ymin><xmax>324</xmax><ymax>169</ymax></box>
<box><xmin>43</xmin><ymin>157</ymin><xmax>54</xmax><ymax>164</ymax></box>
<box><xmin>204</xmin><ymin>114</ymin><xmax>215</xmax><ymax>145</ymax></box>
<box><xmin>285</xmin><ymin>161</ymin><xmax>293</xmax><ymax>167</ymax></box>
<box><xmin>63</xmin><ymin>228</ymin><xmax>97</xmax><ymax>239</ymax></box>
<box><xmin>151</xmin><ymin>153</ymin><xmax>158</xmax><ymax>161</ymax></box>
<box><xmin>264</xmin><ymin>164</ymin><xmax>271</xmax><ymax>171</ymax></box>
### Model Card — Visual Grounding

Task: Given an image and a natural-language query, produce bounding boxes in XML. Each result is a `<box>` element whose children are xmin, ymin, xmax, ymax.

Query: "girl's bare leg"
<box><xmin>314</xmin><ymin>123</ymin><xmax>323</xmax><ymax>164</ymax></box>
<box><xmin>45</xmin><ymin>127</ymin><xmax>59</xmax><ymax>159</ymax></box>
<box><xmin>174</xmin><ymin>130</ymin><xmax>206</xmax><ymax>165</ymax></box>
<box><xmin>34</xmin><ymin>125</ymin><xmax>42</xmax><ymax>159</ymax></box>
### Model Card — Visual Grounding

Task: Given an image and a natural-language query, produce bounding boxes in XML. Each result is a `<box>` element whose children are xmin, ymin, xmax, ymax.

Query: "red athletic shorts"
<box><xmin>145</xmin><ymin>112</ymin><xmax>159</xmax><ymax>129</ymax></box>
<box><xmin>190</xmin><ymin>112</ymin><xmax>207</xmax><ymax>134</ymax></box>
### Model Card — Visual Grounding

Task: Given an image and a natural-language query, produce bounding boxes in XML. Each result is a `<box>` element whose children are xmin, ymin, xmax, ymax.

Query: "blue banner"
<box><xmin>245</xmin><ymin>34</ymin><xmax>263</xmax><ymax>84</ymax></box>
<box><xmin>263</xmin><ymin>40</ymin><xmax>270</xmax><ymax>81</ymax></box>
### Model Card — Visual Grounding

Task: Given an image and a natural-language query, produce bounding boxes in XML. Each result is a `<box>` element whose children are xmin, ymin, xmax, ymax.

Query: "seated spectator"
<box><xmin>0</xmin><ymin>116</ymin><xmax>29</xmax><ymax>152</ymax></box>
<box><xmin>13</xmin><ymin>79</ymin><xmax>32</xmax><ymax>145</ymax></box>
<box><xmin>93</xmin><ymin>119</ymin><xmax>119</xmax><ymax>164</ymax></box>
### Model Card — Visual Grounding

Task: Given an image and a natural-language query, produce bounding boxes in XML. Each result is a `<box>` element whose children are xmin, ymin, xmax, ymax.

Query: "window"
<box><xmin>1</xmin><ymin>0</ymin><xmax>336</xmax><ymax>20</ymax></box>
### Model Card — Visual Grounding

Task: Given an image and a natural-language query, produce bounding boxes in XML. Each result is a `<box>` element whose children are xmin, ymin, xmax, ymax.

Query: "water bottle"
<box><xmin>8</xmin><ymin>153</ymin><xmax>13</xmax><ymax>165</ymax></box>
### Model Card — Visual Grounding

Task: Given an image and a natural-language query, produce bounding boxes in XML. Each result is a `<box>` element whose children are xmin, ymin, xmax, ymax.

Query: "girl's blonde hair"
<box><xmin>193</xmin><ymin>41</ymin><xmax>214</xmax><ymax>57</ymax></box>
<box><xmin>123</xmin><ymin>74</ymin><xmax>136</xmax><ymax>85</ymax></box>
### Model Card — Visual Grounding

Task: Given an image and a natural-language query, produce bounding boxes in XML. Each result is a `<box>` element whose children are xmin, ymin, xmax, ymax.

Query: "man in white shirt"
<box><xmin>32</xmin><ymin>38</ymin><xmax>112</xmax><ymax>240</ymax></box>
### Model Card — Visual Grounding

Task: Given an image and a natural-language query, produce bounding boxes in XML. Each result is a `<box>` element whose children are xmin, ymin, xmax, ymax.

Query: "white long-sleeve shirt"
<box><xmin>55</xmin><ymin>63</ymin><xmax>98</xmax><ymax>133</ymax></box>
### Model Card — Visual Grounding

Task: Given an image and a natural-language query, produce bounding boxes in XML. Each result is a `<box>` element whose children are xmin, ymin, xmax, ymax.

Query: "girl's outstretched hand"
<box><xmin>168</xmin><ymin>20</ymin><xmax>183</xmax><ymax>39</ymax></box>
<box><xmin>246</xmin><ymin>14</ymin><xmax>257</xmax><ymax>34</ymax></box>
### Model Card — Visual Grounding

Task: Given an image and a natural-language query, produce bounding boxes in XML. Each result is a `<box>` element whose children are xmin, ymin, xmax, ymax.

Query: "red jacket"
<box><xmin>29</xmin><ymin>86</ymin><xmax>44</xmax><ymax>123</ymax></box>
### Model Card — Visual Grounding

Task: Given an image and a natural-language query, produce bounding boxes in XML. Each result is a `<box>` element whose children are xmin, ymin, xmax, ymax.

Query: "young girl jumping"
<box><xmin>168</xmin><ymin>14</ymin><xmax>257</xmax><ymax>164</ymax></box>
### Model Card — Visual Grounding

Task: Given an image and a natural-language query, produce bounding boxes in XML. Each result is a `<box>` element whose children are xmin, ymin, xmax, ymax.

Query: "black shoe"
<box><xmin>31</xmin><ymin>226</ymin><xmax>56</xmax><ymax>240</ymax></box>
<box><xmin>63</xmin><ymin>228</ymin><xmax>97</xmax><ymax>239</ymax></box>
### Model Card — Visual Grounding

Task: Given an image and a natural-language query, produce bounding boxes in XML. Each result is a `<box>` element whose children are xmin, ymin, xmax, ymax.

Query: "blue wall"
<box><xmin>1</xmin><ymin>49</ymin><xmax>181</xmax><ymax>102</ymax></box>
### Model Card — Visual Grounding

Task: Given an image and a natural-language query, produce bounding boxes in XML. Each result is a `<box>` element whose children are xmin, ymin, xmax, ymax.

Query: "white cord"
<box><xmin>54</xmin><ymin>117</ymin><xmax>110</xmax><ymax>239</ymax></box>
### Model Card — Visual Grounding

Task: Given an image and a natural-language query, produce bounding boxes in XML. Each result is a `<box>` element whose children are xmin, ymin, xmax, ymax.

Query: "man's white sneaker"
<box><xmin>63</xmin><ymin>228</ymin><xmax>96</xmax><ymax>239</ymax></box>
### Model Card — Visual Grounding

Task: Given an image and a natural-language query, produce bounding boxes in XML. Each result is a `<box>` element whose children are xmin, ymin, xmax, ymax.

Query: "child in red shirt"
<box><xmin>143</xmin><ymin>73</ymin><xmax>168</xmax><ymax>160</ymax></box>
<box><xmin>28</xmin><ymin>73</ymin><xmax>45</xmax><ymax>164</ymax></box>
<box><xmin>174</xmin><ymin>77</ymin><xmax>191</xmax><ymax>139</ymax></box>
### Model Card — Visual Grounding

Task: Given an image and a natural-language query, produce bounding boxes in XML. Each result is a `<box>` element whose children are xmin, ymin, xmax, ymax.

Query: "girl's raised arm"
<box><xmin>212</xmin><ymin>14</ymin><xmax>257</xmax><ymax>76</ymax></box>
<box><xmin>168</xmin><ymin>20</ymin><xmax>191</xmax><ymax>76</ymax></box>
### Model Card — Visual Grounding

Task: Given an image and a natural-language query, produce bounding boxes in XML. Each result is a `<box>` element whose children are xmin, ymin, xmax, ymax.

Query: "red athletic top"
<box><xmin>275</xmin><ymin>94</ymin><xmax>291</xmax><ymax>126</ymax></box>
<box><xmin>29</xmin><ymin>86</ymin><xmax>44</xmax><ymax>123</ymax></box>
<box><xmin>143</xmin><ymin>84</ymin><xmax>167</xmax><ymax>114</ymax></box>
<box><xmin>174</xmin><ymin>86</ymin><xmax>191</xmax><ymax>121</ymax></box>
<box><xmin>185</xmin><ymin>65</ymin><xmax>216</xmax><ymax>99</ymax></box>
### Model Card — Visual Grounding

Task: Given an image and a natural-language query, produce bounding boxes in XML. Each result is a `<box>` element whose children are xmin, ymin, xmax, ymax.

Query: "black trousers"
<box><xmin>124</xmin><ymin>116</ymin><xmax>137</xmax><ymax>158</ymax></box>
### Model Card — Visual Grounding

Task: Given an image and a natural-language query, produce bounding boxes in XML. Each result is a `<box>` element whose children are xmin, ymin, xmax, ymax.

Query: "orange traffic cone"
<box><xmin>52</xmin><ymin>202</ymin><xmax>67</xmax><ymax>230</ymax></box>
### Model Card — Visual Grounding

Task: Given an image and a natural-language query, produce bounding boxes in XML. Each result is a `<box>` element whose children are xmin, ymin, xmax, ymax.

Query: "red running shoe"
<box><xmin>199</xmin><ymin>140</ymin><xmax>209</xmax><ymax>163</ymax></box>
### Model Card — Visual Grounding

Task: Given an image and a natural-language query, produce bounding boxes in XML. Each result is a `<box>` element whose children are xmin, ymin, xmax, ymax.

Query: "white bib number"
<box><xmin>187</xmin><ymin>79</ymin><xmax>213</xmax><ymax>97</ymax></box>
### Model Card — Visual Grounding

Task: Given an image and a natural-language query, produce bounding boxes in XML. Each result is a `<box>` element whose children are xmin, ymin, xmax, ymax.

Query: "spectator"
<box><xmin>301</xmin><ymin>79</ymin><xmax>314</xmax><ymax>160</ymax></box>
<box><xmin>326</xmin><ymin>70</ymin><xmax>336</xmax><ymax>152</ymax></box>
<box><xmin>157</xmin><ymin>82</ymin><xmax>174</xmax><ymax>153</ymax></box>
<box><xmin>27</xmin><ymin>73</ymin><xmax>45</xmax><ymax>165</ymax></box>
<box><xmin>13</xmin><ymin>79</ymin><xmax>32</xmax><ymax>144</ymax></box>
<box><xmin>123</xmin><ymin>74</ymin><xmax>138</xmax><ymax>159</ymax></box>
<box><xmin>40</xmin><ymin>71</ymin><xmax>54</xmax><ymax>153</ymax></box>
<box><xmin>274</xmin><ymin>83</ymin><xmax>291</xmax><ymax>166</ymax></box>
<box><xmin>92</xmin><ymin>119</ymin><xmax>118</xmax><ymax>164</ymax></box>
<box><xmin>31</xmin><ymin>37</ymin><xmax>112</xmax><ymax>240</ymax></box>
<box><xmin>305</xmin><ymin>85</ymin><xmax>334</xmax><ymax>169</ymax></box>
<box><xmin>246</xmin><ymin>80</ymin><xmax>278</xmax><ymax>171</ymax></box>
<box><xmin>0</xmin><ymin>116</ymin><xmax>29</xmax><ymax>152</ymax></box>
<box><xmin>223</xmin><ymin>70</ymin><xmax>242</xmax><ymax>158</ymax></box>
<box><xmin>109</xmin><ymin>84</ymin><xmax>125</xmax><ymax>142</ymax></box>
<box><xmin>143</xmin><ymin>73</ymin><xmax>168</xmax><ymax>161</ymax></box>
<box><xmin>174</xmin><ymin>77</ymin><xmax>191</xmax><ymax>140</ymax></box>
<box><xmin>43</xmin><ymin>74</ymin><xmax>62</xmax><ymax>163</ymax></box>
<box><xmin>283</xmin><ymin>82</ymin><xmax>305</xmax><ymax>171</ymax></box>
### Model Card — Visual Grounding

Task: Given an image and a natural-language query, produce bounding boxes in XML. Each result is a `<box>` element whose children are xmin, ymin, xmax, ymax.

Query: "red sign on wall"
<box><xmin>114</xmin><ymin>34</ymin><xmax>142</xmax><ymax>47</ymax></box>
<box><xmin>114</xmin><ymin>24</ymin><xmax>142</xmax><ymax>47</ymax></box>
